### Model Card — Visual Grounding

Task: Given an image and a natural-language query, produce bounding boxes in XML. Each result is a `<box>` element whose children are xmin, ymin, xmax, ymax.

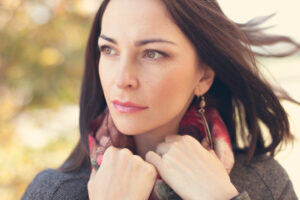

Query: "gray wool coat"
<box><xmin>21</xmin><ymin>153</ymin><xmax>298</xmax><ymax>200</ymax></box>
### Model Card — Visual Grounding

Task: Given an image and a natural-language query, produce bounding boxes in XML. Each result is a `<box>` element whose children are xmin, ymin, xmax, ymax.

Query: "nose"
<box><xmin>115</xmin><ymin>58</ymin><xmax>139</xmax><ymax>89</ymax></box>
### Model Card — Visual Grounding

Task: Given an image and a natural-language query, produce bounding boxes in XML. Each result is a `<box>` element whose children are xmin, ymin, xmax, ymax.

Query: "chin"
<box><xmin>117</xmin><ymin>125</ymin><xmax>146</xmax><ymax>136</ymax></box>
<box><xmin>113</xmin><ymin>119</ymin><xmax>150</xmax><ymax>136</ymax></box>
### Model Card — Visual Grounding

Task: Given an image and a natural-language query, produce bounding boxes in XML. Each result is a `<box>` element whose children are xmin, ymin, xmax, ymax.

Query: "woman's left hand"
<box><xmin>145</xmin><ymin>135</ymin><xmax>238</xmax><ymax>200</ymax></box>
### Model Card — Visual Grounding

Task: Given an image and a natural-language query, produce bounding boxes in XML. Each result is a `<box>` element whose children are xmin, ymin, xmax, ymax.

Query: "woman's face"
<box><xmin>99</xmin><ymin>0</ymin><xmax>214</xmax><ymax>135</ymax></box>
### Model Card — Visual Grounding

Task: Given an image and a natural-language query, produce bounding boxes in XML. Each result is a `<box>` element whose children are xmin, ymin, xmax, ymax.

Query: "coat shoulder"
<box><xmin>230</xmin><ymin>153</ymin><xmax>297</xmax><ymax>200</ymax></box>
<box><xmin>21</xmin><ymin>167</ymin><xmax>89</xmax><ymax>200</ymax></box>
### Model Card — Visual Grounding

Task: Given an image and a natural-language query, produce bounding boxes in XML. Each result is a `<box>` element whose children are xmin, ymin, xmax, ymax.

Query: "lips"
<box><xmin>112</xmin><ymin>100</ymin><xmax>148</xmax><ymax>113</ymax></box>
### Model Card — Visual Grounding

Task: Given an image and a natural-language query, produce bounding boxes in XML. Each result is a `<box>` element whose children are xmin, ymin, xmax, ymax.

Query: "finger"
<box><xmin>155</xmin><ymin>142</ymin><xmax>172</xmax><ymax>156</ymax></box>
<box><xmin>145</xmin><ymin>151</ymin><xmax>164</xmax><ymax>173</ymax></box>
<box><xmin>213</xmin><ymin>138</ymin><xmax>234</xmax><ymax>173</ymax></box>
<box><xmin>209</xmin><ymin>149</ymin><xmax>232</xmax><ymax>174</ymax></box>
<box><xmin>209</xmin><ymin>149</ymin><xmax>218</xmax><ymax>158</ymax></box>
<box><xmin>101</xmin><ymin>146</ymin><xmax>117</xmax><ymax>165</ymax></box>
<box><xmin>89</xmin><ymin>169</ymin><xmax>97</xmax><ymax>180</ymax></box>
<box><xmin>201</xmin><ymin>137</ymin><xmax>211</xmax><ymax>150</ymax></box>
<box><xmin>225</xmin><ymin>166</ymin><xmax>231</xmax><ymax>174</ymax></box>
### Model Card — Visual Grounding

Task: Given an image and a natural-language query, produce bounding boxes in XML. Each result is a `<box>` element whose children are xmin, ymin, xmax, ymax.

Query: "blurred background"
<box><xmin>0</xmin><ymin>0</ymin><xmax>299</xmax><ymax>199</ymax></box>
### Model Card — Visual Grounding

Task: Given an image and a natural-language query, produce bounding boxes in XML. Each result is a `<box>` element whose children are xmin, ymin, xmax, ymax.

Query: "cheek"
<box><xmin>151</xmin><ymin>74</ymin><xmax>178</xmax><ymax>101</ymax></box>
<box><xmin>99</xmin><ymin>59</ymin><xmax>114</xmax><ymax>98</ymax></box>
<box><xmin>146</xmin><ymin>65</ymin><xmax>197</xmax><ymax>110</ymax></box>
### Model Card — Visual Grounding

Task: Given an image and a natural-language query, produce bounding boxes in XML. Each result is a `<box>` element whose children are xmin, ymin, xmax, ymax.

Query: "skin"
<box><xmin>90</xmin><ymin>0</ymin><xmax>239</xmax><ymax>199</ymax></box>
<box><xmin>98</xmin><ymin>0</ymin><xmax>214</xmax><ymax>159</ymax></box>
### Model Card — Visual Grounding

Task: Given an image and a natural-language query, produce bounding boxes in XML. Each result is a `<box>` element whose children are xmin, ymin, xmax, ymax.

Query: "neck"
<box><xmin>133</xmin><ymin>96</ymin><xmax>195</xmax><ymax>159</ymax></box>
<box><xmin>133</xmin><ymin>114</ymin><xmax>182</xmax><ymax>160</ymax></box>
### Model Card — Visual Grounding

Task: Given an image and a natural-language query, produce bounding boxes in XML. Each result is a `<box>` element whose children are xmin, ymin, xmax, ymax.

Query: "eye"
<box><xmin>99</xmin><ymin>45</ymin><xmax>117</xmax><ymax>56</ymax></box>
<box><xmin>144</xmin><ymin>50</ymin><xmax>167</xmax><ymax>60</ymax></box>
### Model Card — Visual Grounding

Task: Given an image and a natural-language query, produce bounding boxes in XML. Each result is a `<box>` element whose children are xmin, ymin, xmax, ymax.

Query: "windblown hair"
<box><xmin>60</xmin><ymin>0</ymin><xmax>300</xmax><ymax>172</ymax></box>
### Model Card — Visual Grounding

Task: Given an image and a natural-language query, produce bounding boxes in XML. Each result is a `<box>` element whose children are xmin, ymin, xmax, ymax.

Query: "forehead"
<box><xmin>101</xmin><ymin>0</ymin><xmax>183</xmax><ymax>41</ymax></box>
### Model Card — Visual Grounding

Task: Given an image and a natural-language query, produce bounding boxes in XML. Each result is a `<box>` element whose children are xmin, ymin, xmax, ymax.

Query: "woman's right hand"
<box><xmin>88</xmin><ymin>146</ymin><xmax>158</xmax><ymax>200</ymax></box>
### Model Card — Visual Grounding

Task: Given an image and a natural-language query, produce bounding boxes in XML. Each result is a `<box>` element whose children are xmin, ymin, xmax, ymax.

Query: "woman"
<box><xmin>22</xmin><ymin>0</ymin><xmax>299</xmax><ymax>199</ymax></box>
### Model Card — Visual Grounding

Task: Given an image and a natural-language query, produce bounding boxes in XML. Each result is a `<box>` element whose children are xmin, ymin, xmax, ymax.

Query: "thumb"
<box><xmin>145</xmin><ymin>150</ymin><xmax>164</xmax><ymax>174</ymax></box>
<box><xmin>214</xmin><ymin>138</ymin><xmax>234</xmax><ymax>174</ymax></box>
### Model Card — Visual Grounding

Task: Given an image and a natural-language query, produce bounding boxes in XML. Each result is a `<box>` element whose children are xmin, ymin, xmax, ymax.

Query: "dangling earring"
<box><xmin>198</xmin><ymin>96</ymin><xmax>214</xmax><ymax>149</ymax></box>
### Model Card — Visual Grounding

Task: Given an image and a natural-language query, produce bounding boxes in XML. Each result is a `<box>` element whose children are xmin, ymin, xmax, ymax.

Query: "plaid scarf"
<box><xmin>88</xmin><ymin>103</ymin><xmax>232</xmax><ymax>200</ymax></box>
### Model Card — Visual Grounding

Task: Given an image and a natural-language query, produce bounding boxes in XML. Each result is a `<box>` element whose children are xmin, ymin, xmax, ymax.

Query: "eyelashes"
<box><xmin>143</xmin><ymin>49</ymin><xmax>169</xmax><ymax>59</ymax></box>
<box><xmin>99</xmin><ymin>45</ymin><xmax>117</xmax><ymax>56</ymax></box>
<box><xmin>98</xmin><ymin>45</ymin><xmax>170</xmax><ymax>60</ymax></box>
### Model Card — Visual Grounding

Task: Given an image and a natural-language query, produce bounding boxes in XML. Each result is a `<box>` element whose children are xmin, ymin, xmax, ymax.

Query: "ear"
<box><xmin>194</xmin><ymin>65</ymin><xmax>215</xmax><ymax>96</ymax></box>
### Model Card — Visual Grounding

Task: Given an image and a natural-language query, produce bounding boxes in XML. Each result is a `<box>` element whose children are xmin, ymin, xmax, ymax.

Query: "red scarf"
<box><xmin>88</xmin><ymin>103</ymin><xmax>232</xmax><ymax>200</ymax></box>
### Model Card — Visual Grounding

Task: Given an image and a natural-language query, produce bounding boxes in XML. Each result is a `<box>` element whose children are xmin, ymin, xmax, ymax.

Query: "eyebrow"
<box><xmin>98</xmin><ymin>34</ymin><xmax>177</xmax><ymax>46</ymax></box>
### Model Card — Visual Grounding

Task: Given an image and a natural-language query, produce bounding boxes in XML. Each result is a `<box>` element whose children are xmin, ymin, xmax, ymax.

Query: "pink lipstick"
<box><xmin>112</xmin><ymin>100</ymin><xmax>148</xmax><ymax>113</ymax></box>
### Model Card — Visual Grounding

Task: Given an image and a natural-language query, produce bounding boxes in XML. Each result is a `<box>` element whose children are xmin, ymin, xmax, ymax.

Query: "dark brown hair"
<box><xmin>60</xmin><ymin>0</ymin><xmax>300</xmax><ymax>172</ymax></box>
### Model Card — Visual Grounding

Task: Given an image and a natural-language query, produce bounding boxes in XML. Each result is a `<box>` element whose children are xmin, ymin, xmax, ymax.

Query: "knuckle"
<box><xmin>172</xmin><ymin>141</ymin><xmax>180</xmax><ymax>149</ymax></box>
<box><xmin>103</xmin><ymin>146</ymin><xmax>112</xmax><ymax>155</ymax></box>
<box><xmin>106</xmin><ymin>146</ymin><xmax>116</xmax><ymax>153</ymax></box>
<box><xmin>155</xmin><ymin>143</ymin><xmax>163</xmax><ymax>152</ymax></box>
<box><xmin>104</xmin><ymin>146</ymin><xmax>119</xmax><ymax>159</ymax></box>
<box><xmin>161</xmin><ymin>152</ymin><xmax>171</xmax><ymax>162</ymax></box>
<box><xmin>129</xmin><ymin>156</ymin><xmax>144</xmax><ymax>173</ymax></box>
<box><xmin>183</xmin><ymin>134</ymin><xmax>191</xmax><ymax>140</ymax></box>
<box><xmin>144</xmin><ymin>163</ymin><xmax>157</xmax><ymax>177</ymax></box>
<box><xmin>185</xmin><ymin>135</ymin><xmax>198</xmax><ymax>145</ymax></box>
<box><xmin>131</xmin><ymin>155</ymin><xmax>143</xmax><ymax>163</ymax></box>
<box><xmin>119</xmin><ymin>148</ymin><xmax>132</xmax><ymax>156</ymax></box>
